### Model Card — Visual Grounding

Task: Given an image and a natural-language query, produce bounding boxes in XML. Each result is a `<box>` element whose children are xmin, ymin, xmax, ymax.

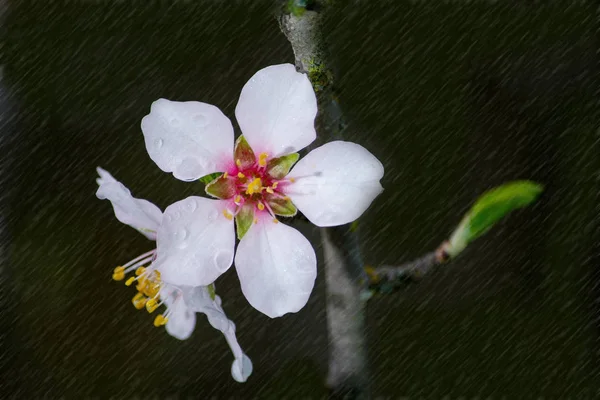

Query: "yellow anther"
<box><xmin>266</xmin><ymin>187</ymin><xmax>274</xmax><ymax>194</ymax></box>
<box><xmin>236</xmin><ymin>159</ymin><xmax>242</xmax><ymax>167</ymax></box>
<box><xmin>246</xmin><ymin>178</ymin><xmax>263</xmax><ymax>195</ymax></box>
<box><xmin>234</xmin><ymin>195</ymin><xmax>241</xmax><ymax>203</ymax></box>
<box><xmin>222</xmin><ymin>209</ymin><xmax>233</xmax><ymax>220</ymax></box>
<box><xmin>125</xmin><ymin>277</ymin><xmax>136</xmax><ymax>286</ymax></box>
<box><xmin>257</xmin><ymin>202</ymin><xmax>265</xmax><ymax>211</ymax></box>
<box><xmin>136</xmin><ymin>278</ymin><xmax>147</xmax><ymax>291</ymax></box>
<box><xmin>132</xmin><ymin>293</ymin><xmax>147</xmax><ymax>310</ymax></box>
<box><xmin>223</xmin><ymin>171</ymin><xmax>228</xmax><ymax>178</ymax></box>
<box><xmin>237</xmin><ymin>172</ymin><xmax>245</xmax><ymax>179</ymax></box>
<box><xmin>146</xmin><ymin>298</ymin><xmax>159</xmax><ymax>313</ymax></box>
<box><xmin>258</xmin><ymin>152</ymin><xmax>268</xmax><ymax>167</ymax></box>
<box><xmin>153</xmin><ymin>314</ymin><xmax>168</xmax><ymax>327</ymax></box>
<box><xmin>144</xmin><ymin>286</ymin><xmax>160</xmax><ymax>299</ymax></box>
<box><xmin>272</xmin><ymin>181</ymin><xmax>279</xmax><ymax>189</ymax></box>
<box><xmin>112</xmin><ymin>266</ymin><xmax>125</xmax><ymax>281</ymax></box>
<box><xmin>273</xmin><ymin>219</ymin><xmax>279</xmax><ymax>224</ymax></box>
<box><xmin>253</xmin><ymin>217</ymin><xmax>258</xmax><ymax>224</ymax></box>
<box><xmin>154</xmin><ymin>270</ymin><xmax>161</xmax><ymax>280</ymax></box>
<box><xmin>135</xmin><ymin>267</ymin><xmax>146</xmax><ymax>276</ymax></box>
<box><xmin>112</xmin><ymin>272</ymin><xmax>125</xmax><ymax>281</ymax></box>
<box><xmin>289</xmin><ymin>177</ymin><xmax>296</xmax><ymax>183</ymax></box>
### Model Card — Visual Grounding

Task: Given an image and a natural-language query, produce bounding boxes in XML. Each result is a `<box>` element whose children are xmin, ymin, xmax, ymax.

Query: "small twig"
<box><xmin>366</xmin><ymin>242</ymin><xmax>451</xmax><ymax>293</ymax></box>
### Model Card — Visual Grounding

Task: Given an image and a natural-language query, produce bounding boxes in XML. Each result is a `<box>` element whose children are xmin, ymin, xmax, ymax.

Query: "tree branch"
<box><xmin>366</xmin><ymin>243</ymin><xmax>450</xmax><ymax>293</ymax></box>
<box><xmin>278</xmin><ymin>4</ymin><xmax>370</xmax><ymax>399</ymax></box>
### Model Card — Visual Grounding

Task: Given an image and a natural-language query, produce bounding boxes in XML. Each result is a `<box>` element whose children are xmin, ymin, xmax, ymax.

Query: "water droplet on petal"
<box><xmin>214</xmin><ymin>250</ymin><xmax>232</xmax><ymax>272</ymax></box>
<box><xmin>186</xmin><ymin>199</ymin><xmax>197</xmax><ymax>212</ymax></box>
<box><xmin>171</xmin><ymin>118</ymin><xmax>180</xmax><ymax>125</ymax></box>
<box><xmin>179</xmin><ymin>228</ymin><xmax>188</xmax><ymax>240</ymax></box>
<box><xmin>193</xmin><ymin>114</ymin><xmax>208</xmax><ymax>127</ymax></box>
<box><xmin>154</xmin><ymin>138</ymin><xmax>164</xmax><ymax>149</ymax></box>
<box><xmin>174</xmin><ymin>228</ymin><xmax>189</xmax><ymax>248</ymax></box>
<box><xmin>173</xmin><ymin>211</ymin><xmax>181</xmax><ymax>220</ymax></box>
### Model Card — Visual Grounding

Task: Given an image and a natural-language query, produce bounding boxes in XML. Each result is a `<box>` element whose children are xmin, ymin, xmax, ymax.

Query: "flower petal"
<box><xmin>182</xmin><ymin>285</ymin><xmax>253</xmax><ymax>382</ymax></box>
<box><xmin>235</xmin><ymin>64</ymin><xmax>317</xmax><ymax>157</ymax></box>
<box><xmin>231</xmin><ymin>354</ymin><xmax>253</xmax><ymax>383</ymax></box>
<box><xmin>95</xmin><ymin>167</ymin><xmax>162</xmax><ymax>239</ymax></box>
<box><xmin>286</xmin><ymin>141</ymin><xmax>384</xmax><ymax>227</ymax></box>
<box><xmin>141</xmin><ymin>99</ymin><xmax>234</xmax><ymax>181</ymax></box>
<box><xmin>234</xmin><ymin>219</ymin><xmax>317</xmax><ymax>318</ymax></box>
<box><xmin>161</xmin><ymin>287</ymin><xmax>196</xmax><ymax>341</ymax></box>
<box><xmin>154</xmin><ymin>197</ymin><xmax>235</xmax><ymax>287</ymax></box>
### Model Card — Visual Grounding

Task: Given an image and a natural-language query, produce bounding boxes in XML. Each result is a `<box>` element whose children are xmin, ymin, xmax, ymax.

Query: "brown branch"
<box><xmin>366</xmin><ymin>242</ymin><xmax>450</xmax><ymax>293</ymax></box>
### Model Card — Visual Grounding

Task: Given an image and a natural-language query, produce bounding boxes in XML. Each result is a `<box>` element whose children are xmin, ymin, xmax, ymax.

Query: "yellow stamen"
<box><xmin>257</xmin><ymin>202</ymin><xmax>265</xmax><ymax>211</ymax></box>
<box><xmin>237</xmin><ymin>172</ymin><xmax>245</xmax><ymax>179</ymax></box>
<box><xmin>112</xmin><ymin>266</ymin><xmax>125</xmax><ymax>281</ymax></box>
<box><xmin>258</xmin><ymin>152</ymin><xmax>268</xmax><ymax>167</ymax></box>
<box><xmin>273</xmin><ymin>219</ymin><xmax>279</xmax><ymax>224</ymax></box>
<box><xmin>125</xmin><ymin>277</ymin><xmax>136</xmax><ymax>286</ymax></box>
<box><xmin>246</xmin><ymin>178</ymin><xmax>263</xmax><ymax>195</ymax></box>
<box><xmin>223</xmin><ymin>172</ymin><xmax>228</xmax><ymax>178</ymax></box>
<box><xmin>135</xmin><ymin>267</ymin><xmax>146</xmax><ymax>276</ymax></box>
<box><xmin>222</xmin><ymin>209</ymin><xmax>233</xmax><ymax>220</ymax></box>
<box><xmin>146</xmin><ymin>298</ymin><xmax>159</xmax><ymax>313</ymax></box>
<box><xmin>236</xmin><ymin>159</ymin><xmax>242</xmax><ymax>167</ymax></box>
<box><xmin>132</xmin><ymin>293</ymin><xmax>147</xmax><ymax>310</ymax></box>
<box><xmin>266</xmin><ymin>187</ymin><xmax>274</xmax><ymax>194</ymax></box>
<box><xmin>289</xmin><ymin>177</ymin><xmax>296</xmax><ymax>183</ymax></box>
<box><xmin>153</xmin><ymin>314</ymin><xmax>168</xmax><ymax>327</ymax></box>
<box><xmin>144</xmin><ymin>285</ymin><xmax>160</xmax><ymax>299</ymax></box>
<box><xmin>272</xmin><ymin>181</ymin><xmax>279</xmax><ymax>189</ymax></box>
<box><xmin>234</xmin><ymin>195</ymin><xmax>241</xmax><ymax>203</ymax></box>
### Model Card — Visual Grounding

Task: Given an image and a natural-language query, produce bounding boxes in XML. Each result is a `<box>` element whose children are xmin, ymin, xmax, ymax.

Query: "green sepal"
<box><xmin>199</xmin><ymin>172</ymin><xmax>222</xmax><ymax>185</ymax></box>
<box><xmin>266</xmin><ymin>194</ymin><xmax>297</xmax><ymax>217</ymax></box>
<box><xmin>234</xmin><ymin>135</ymin><xmax>256</xmax><ymax>170</ymax></box>
<box><xmin>205</xmin><ymin>174</ymin><xmax>236</xmax><ymax>199</ymax></box>
<box><xmin>207</xmin><ymin>283</ymin><xmax>216</xmax><ymax>301</ymax></box>
<box><xmin>235</xmin><ymin>203</ymin><xmax>255</xmax><ymax>240</ymax></box>
<box><xmin>447</xmin><ymin>180</ymin><xmax>543</xmax><ymax>257</ymax></box>
<box><xmin>286</xmin><ymin>0</ymin><xmax>307</xmax><ymax>17</ymax></box>
<box><xmin>266</xmin><ymin>153</ymin><xmax>300</xmax><ymax>179</ymax></box>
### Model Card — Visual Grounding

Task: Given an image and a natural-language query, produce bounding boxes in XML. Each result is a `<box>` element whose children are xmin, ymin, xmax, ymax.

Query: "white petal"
<box><xmin>234</xmin><ymin>220</ymin><xmax>317</xmax><ymax>318</ymax></box>
<box><xmin>95</xmin><ymin>167</ymin><xmax>162</xmax><ymax>239</ymax></box>
<box><xmin>154</xmin><ymin>197</ymin><xmax>235</xmax><ymax>286</ymax></box>
<box><xmin>235</xmin><ymin>64</ymin><xmax>317</xmax><ymax>157</ymax></box>
<box><xmin>141</xmin><ymin>99</ymin><xmax>234</xmax><ymax>181</ymax></box>
<box><xmin>163</xmin><ymin>290</ymin><xmax>196</xmax><ymax>341</ymax></box>
<box><xmin>286</xmin><ymin>141</ymin><xmax>384</xmax><ymax>227</ymax></box>
<box><xmin>183</xmin><ymin>286</ymin><xmax>253</xmax><ymax>382</ymax></box>
<box><xmin>231</xmin><ymin>354</ymin><xmax>253</xmax><ymax>383</ymax></box>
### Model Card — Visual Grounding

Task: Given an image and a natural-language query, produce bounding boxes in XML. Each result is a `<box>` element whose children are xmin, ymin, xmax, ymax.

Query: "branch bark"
<box><xmin>366</xmin><ymin>243</ymin><xmax>450</xmax><ymax>292</ymax></box>
<box><xmin>278</xmin><ymin>6</ymin><xmax>370</xmax><ymax>399</ymax></box>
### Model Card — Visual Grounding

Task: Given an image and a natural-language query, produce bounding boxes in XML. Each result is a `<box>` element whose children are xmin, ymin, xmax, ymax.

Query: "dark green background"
<box><xmin>1</xmin><ymin>1</ymin><xmax>598</xmax><ymax>398</ymax></box>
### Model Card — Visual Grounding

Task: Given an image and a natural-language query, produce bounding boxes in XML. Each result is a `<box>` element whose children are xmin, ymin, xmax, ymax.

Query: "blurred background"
<box><xmin>1</xmin><ymin>1</ymin><xmax>598</xmax><ymax>398</ymax></box>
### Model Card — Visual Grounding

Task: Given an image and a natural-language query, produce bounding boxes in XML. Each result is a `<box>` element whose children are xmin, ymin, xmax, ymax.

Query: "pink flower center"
<box><xmin>221</xmin><ymin>152</ymin><xmax>294</xmax><ymax>221</ymax></box>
